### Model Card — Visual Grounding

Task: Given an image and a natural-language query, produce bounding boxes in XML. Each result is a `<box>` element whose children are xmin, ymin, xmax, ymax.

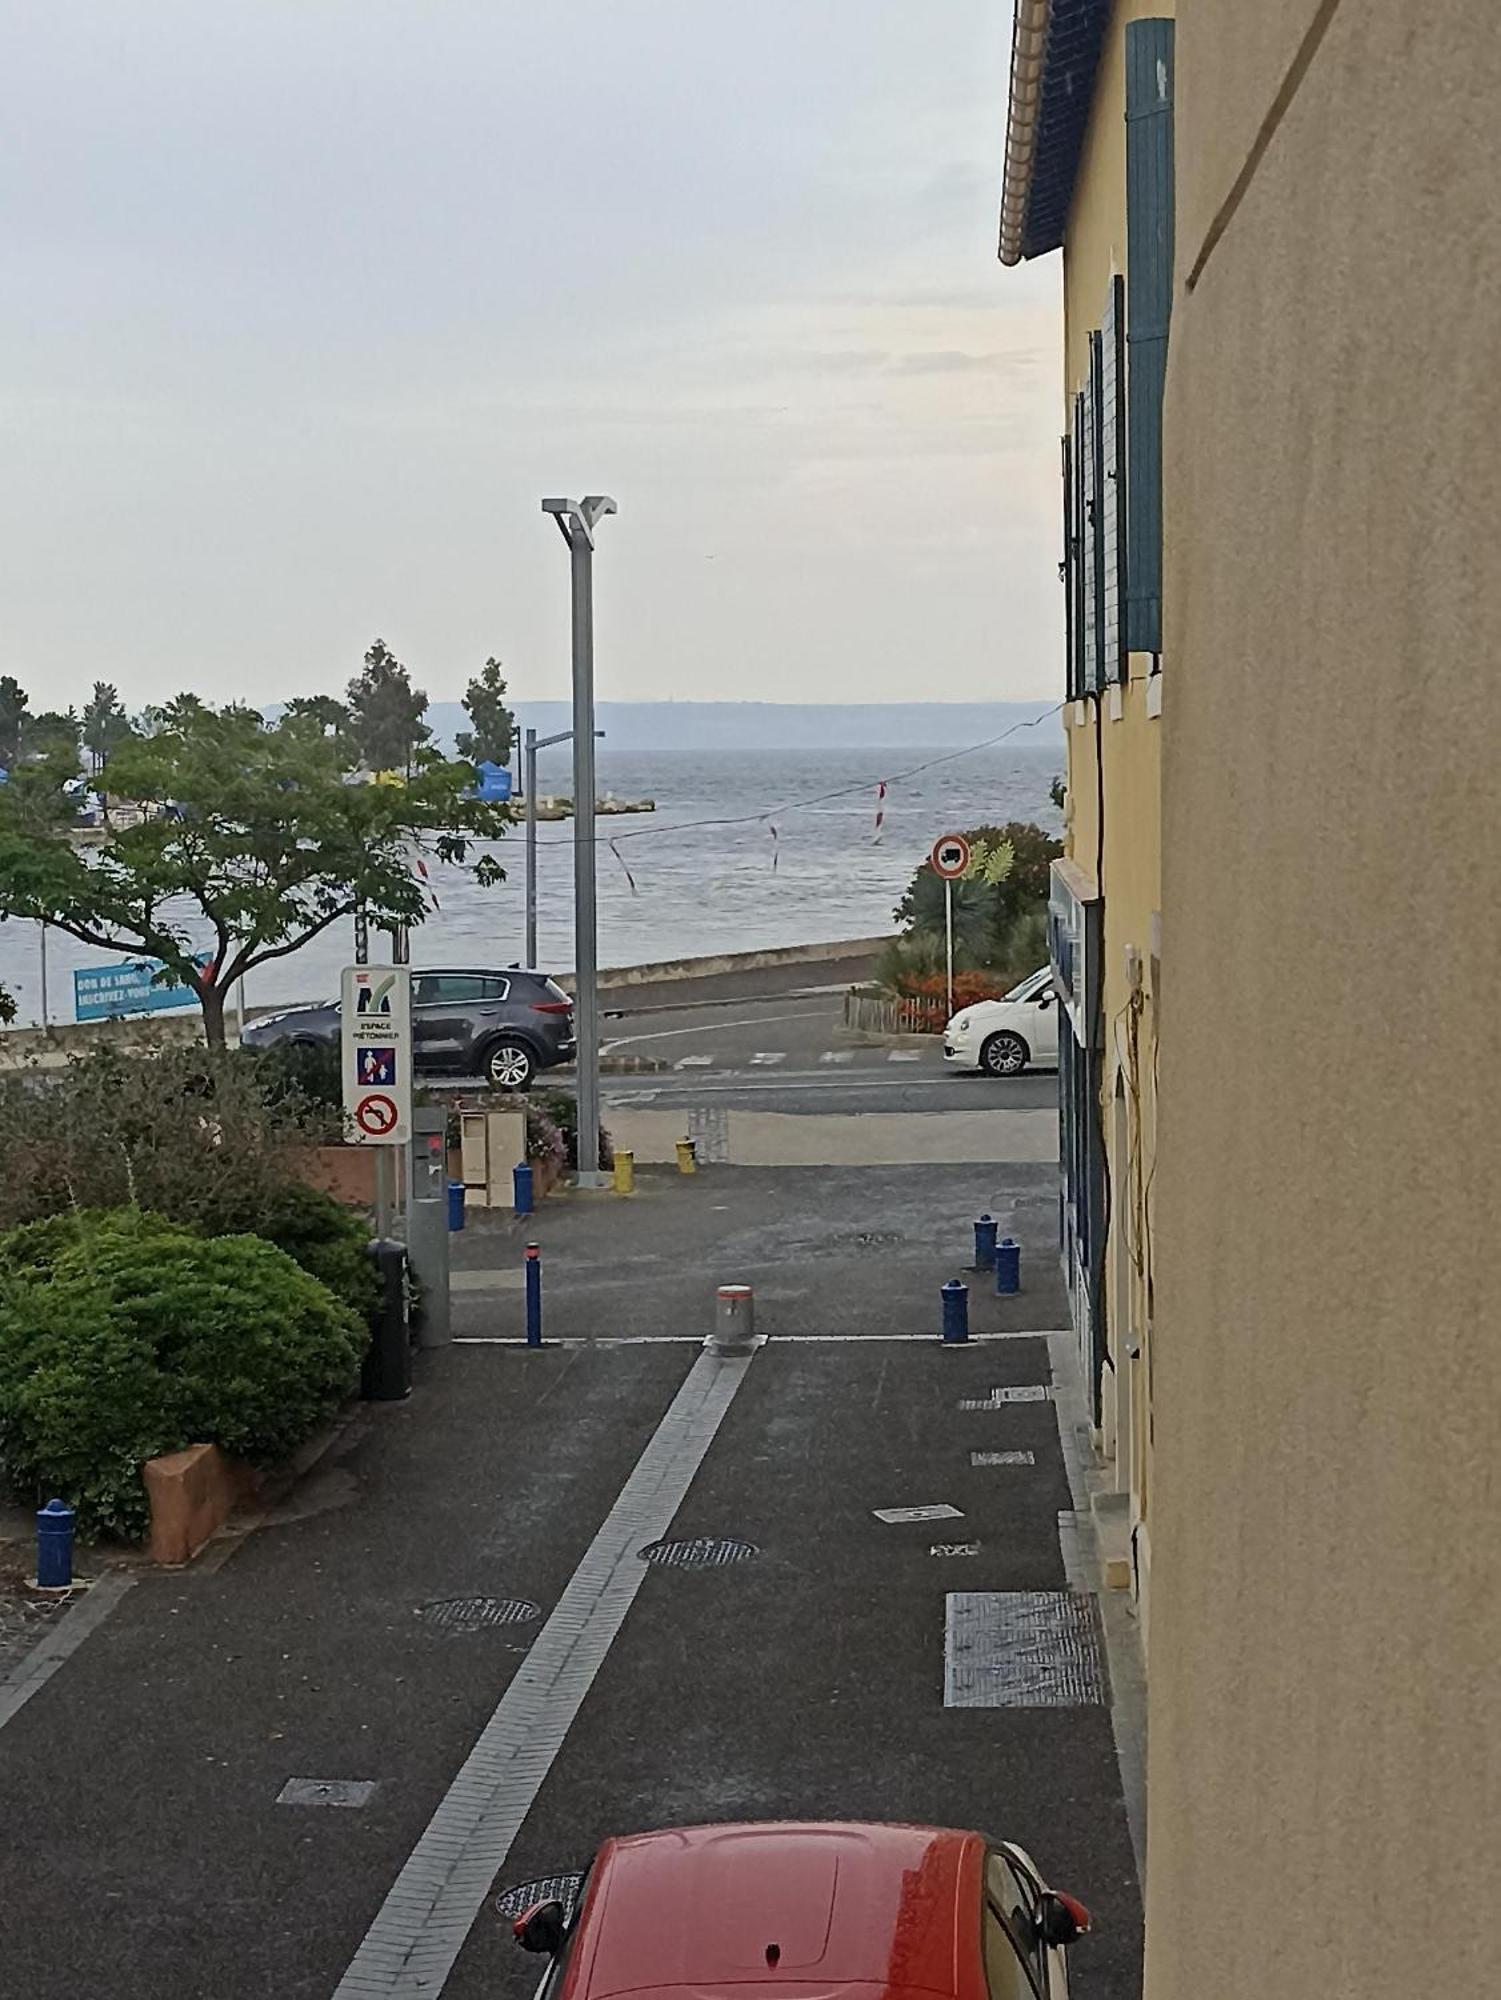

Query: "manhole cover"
<box><xmin>637</xmin><ymin>1536</ymin><xmax>759</xmax><ymax>1569</ymax></box>
<box><xmin>415</xmin><ymin>1596</ymin><xmax>542</xmax><ymax>1632</ymax></box>
<box><xmin>277</xmin><ymin>1778</ymin><xmax>378</xmax><ymax>1808</ymax></box>
<box><xmin>495</xmin><ymin>1873</ymin><xmax>586</xmax><ymax>1921</ymax></box>
<box><xmin>943</xmin><ymin>1591</ymin><xmax>1106</xmax><ymax>1709</ymax></box>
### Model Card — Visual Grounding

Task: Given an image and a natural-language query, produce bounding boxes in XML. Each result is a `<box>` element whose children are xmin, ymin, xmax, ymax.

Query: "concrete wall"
<box><xmin>1148</xmin><ymin>6</ymin><xmax>1501</xmax><ymax>2000</ymax></box>
<box><xmin>1059</xmin><ymin>0</ymin><xmax>1169</xmax><ymax>1582</ymax></box>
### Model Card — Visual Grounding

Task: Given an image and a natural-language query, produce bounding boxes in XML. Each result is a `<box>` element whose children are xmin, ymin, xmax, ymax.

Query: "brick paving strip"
<box><xmin>333</xmin><ymin>1342</ymin><xmax>760</xmax><ymax>1999</ymax></box>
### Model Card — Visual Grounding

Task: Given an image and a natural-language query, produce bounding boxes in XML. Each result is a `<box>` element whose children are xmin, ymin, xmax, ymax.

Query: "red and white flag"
<box><xmin>873</xmin><ymin>781</ymin><xmax>887</xmax><ymax>841</ymax></box>
<box><xmin>769</xmin><ymin>822</ymin><xmax>780</xmax><ymax>873</ymax></box>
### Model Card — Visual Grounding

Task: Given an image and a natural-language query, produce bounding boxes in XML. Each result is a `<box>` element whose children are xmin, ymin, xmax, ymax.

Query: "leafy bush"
<box><xmin>207</xmin><ymin>1179</ymin><xmax>380</xmax><ymax>1329</ymax></box>
<box><xmin>250</xmin><ymin>1036</ymin><xmax>343</xmax><ymax>1128</ymax></box>
<box><xmin>530</xmin><ymin>1088</ymin><xmax>613</xmax><ymax>1171</ymax></box>
<box><xmin>891</xmin><ymin>820</ymin><xmax>1062</xmax><ymax>974</ymax></box>
<box><xmin>0</xmin><ymin>1209</ymin><xmax>364</xmax><ymax>1538</ymax></box>
<box><xmin>525</xmin><ymin>1102</ymin><xmax>569</xmax><ymax>1178</ymax></box>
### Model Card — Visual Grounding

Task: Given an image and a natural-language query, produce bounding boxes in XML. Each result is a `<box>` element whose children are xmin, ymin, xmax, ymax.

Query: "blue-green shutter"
<box><xmin>1088</xmin><ymin>328</ymin><xmax>1106</xmax><ymax>692</ymax></box>
<box><xmin>1072</xmin><ymin>390</ymin><xmax>1088</xmax><ymax>698</ymax></box>
<box><xmin>1125</xmin><ymin>18</ymin><xmax>1174</xmax><ymax>656</ymax></box>
<box><xmin>1101</xmin><ymin>275</ymin><xmax>1126</xmax><ymax>682</ymax></box>
<box><xmin>1061</xmin><ymin>431</ymin><xmax>1077</xmax><ymax>701</ymax></box>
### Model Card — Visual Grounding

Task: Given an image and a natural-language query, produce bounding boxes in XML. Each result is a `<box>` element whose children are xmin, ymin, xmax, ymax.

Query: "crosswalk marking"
<box><xmin>748</xmin><ymin>1051</ymin><xmax>786</xmax><ymax>1066</ymax></box>
<box><xmin>674</xmin><ymin>1054</ymin><xmax>713</xmax><ymax>1068</ymax></box>
<box><xmin>888</xmin><ymin>1050</ymin><xmax>922</xmax><ymax>1063</ymax></box>
<box><xmin>819</xmin><ymin>1050</ymin><xmax>854</xmax><ymax>1065</ymax></box>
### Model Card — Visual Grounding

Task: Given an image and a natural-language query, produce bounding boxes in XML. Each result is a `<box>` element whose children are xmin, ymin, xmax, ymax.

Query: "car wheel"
<box><xmin>980</xmin><ymin>1031</ymin><xmax>1029</xmax><ymax>1077</ymax></box>
<box><xmin>484</xmin><ymin>1039</ymin><xmax>537</xmax><ymax>1091</ymax></box>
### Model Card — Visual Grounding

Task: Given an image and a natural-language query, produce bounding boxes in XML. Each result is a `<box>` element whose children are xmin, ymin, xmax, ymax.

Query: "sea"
<box><xmin>0</xmin><ymin>739</ymin><xmax>1063</xmax><ymax>1027</ymax></box>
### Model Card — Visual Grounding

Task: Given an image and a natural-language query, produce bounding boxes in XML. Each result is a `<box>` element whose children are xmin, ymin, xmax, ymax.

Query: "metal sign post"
<box><xmin>522</xmin><ymin>724</ymin><xmax>600</xmax><ymax>968</ymax></box>
<box><xmin>542</xmin><ymin>494</ymin><xmax>616</xmax><ymax>1189</ymax></box>
<box><xmin>341</xmin><ymin>965</ymin><xmax>413</xmax><ymax>1240</ymax></box>
<box><xmin>930</xmin><ymin>833</ymin><xmax>973</xmax><ymax>1026</ymax></box>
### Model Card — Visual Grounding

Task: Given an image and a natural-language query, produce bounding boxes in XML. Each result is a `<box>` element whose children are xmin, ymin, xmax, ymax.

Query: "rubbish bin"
<box><xmin>361</xmin><ymin>1239</ymin><xmax>411</xmax><ymax>1401</ymax></box>
<box><xmin>447</xmin><ymin>1180</ymin><xmax>466</xmax><ymax>1231</ymax></box>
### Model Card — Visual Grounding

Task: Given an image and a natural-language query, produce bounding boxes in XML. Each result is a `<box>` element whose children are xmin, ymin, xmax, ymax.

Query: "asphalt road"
<box><xmin>0</xmin><ymin>1160</ymin><xmax>1138</xmax><ymax>2000</ymax></box>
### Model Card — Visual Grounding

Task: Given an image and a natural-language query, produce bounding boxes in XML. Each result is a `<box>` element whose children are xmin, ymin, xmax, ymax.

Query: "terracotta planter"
<box><xmin>143</xmin><ymin>1444</ymin><xmax>259</xmax><ymax>1565</ymax></box>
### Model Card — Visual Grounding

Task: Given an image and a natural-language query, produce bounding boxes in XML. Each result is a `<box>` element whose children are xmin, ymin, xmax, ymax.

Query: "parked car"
<box><xmin>943</xmin><ymin>968</ymin><xmax>1059</xmax><ymax>1077</ymax></box>
<box><xmin>241</xmin><ymin>966</ymin><xmax>575</xmax><ymax>1090</ymax></box>
<box><xmin>503</xmin><ymin>1820</ymin><xmax>1091</xmax><ymax>2000</ymax></box>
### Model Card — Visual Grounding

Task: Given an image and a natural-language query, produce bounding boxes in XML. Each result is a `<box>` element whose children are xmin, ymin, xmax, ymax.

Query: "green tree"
<box><xmin>20</xmin><ymin>709</ymin><xmax>80</xmax><ymax>768</ymax></box>
<box><xmin>280</xmin><ymin>694</ymin><xmax>349</xmax><ymax>741</ymax></box>
<box><xmin>0</xmin><ymin>695</ymin><xmax>508</xmax><ymax>1049</ymax></box>
<box><xmin>0</xmin><ymin>677</ymin><xmax>30</xmax><ymax>768</ymax></box>
<box><xmin>81</xmin><ymin>683</ymin><xmax>131</xmax><ymax>774</ymax></box>
<box><xmin>455</xmin><ymin>657</ymin><xmax>516</xmax><ymax>768</ymax></box>
<box><xmin>346</xmin><ymin>639</ymin><xmax>430</xmax><ymax>777</ymax></box>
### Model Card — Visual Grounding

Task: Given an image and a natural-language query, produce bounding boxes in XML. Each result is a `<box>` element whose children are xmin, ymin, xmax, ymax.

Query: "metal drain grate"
<box><xmin>959</xmin><ymin>1385</ymin><xmax>1051</xmax><ymax>1409</ymax></box>
<box><xmin>638</xmin><ymin>1536</ymin><xmax>758</xmax><ymax>1568</ymax></box>
<box><xmin>971</xmin><ymin>1450</ymin><xmax>1035</xmax><ymax>1466</ymax></box>
<box><xmin>943</xmin><ymin>1590</ymin><xmax>1106</xmax><ymax>1708</ymax></box>
<box><xmin>415</xmin><ymin>1596</ymin><xmax>542</xmax><ymax>1632</ymax></box>
<box><xmin>494</xmin><ymin>1873</ymin><xmax>586</xmax><ymax>1922</ymax></box>
<box><xmin>277</xmin><ymin>1778</ymin><xmax>378</xmax><ymax>1808</ymax></box>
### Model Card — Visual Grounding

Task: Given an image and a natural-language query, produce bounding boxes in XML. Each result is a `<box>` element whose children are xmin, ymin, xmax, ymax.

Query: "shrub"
<box><xmin>525</xmin><ymin>1102</ymin><xmax>569</xmax><ymax>1178</ymax></box>
<box><xmin>0</xmin><ymin>1208</ymin><xmax>364</xmax><ymax>1539</ymax></box>
<box><xmin>208</xmin><ymin>1180</ymin><xmax>380</xmax><ymax>1329</ymax></box>
<box><xmin>531</xmin><ymin>1089</ymin><xmax>613</xmax><ymax>1172</ymax></box>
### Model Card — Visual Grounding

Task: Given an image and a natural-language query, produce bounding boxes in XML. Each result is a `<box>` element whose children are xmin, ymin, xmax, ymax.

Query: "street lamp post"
<box><xmin>541</xmin><ymin>494</ymin><xmax>616</xmax><ymax>1190</ymax></box>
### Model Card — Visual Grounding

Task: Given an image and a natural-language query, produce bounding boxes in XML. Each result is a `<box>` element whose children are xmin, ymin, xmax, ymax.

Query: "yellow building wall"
<box><xmin>1058</xmin><ymin>0</ymin><xmax>1170</xmax><ymax>1594</ymax></box>
<box><xmin>1147</xmin><ymin>5</ymin><xmax>1501</xmax><ymax>1999</ymax></box>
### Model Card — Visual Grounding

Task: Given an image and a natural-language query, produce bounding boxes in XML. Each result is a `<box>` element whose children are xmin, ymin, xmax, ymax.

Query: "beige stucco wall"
<box><xmin>1148</xmin><ymin>5</ymin><xmax>1501</xmax><ymax>1999</ymax></box>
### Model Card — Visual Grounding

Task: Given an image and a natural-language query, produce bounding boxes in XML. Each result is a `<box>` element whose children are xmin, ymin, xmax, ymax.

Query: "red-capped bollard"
<box><xmin>525</xmin><ymin>1241</ymin><xmax>542</xmax><ymax>1347</ymax></box>
<box><xmin>709</xmin><ymin>1285</ymin><xmax>756</xmax><ymax>1354</ymax></box>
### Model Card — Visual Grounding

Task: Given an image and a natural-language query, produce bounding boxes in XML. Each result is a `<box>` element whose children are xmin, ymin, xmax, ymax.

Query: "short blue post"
<box><xmin>973</xmin><ymin>1213</ymin><xmax>998</xmax><ymax>1270</ymax></box>
<box><xmin>513</xmin><ymin>1161</ymin><xmax>534</xmax><ymax>1216</ymax></box>
<box><xmin>524</xmin><ymin>1242</ymin><xmax>543</xmax><ymax>1347</ymax></box>
<box><xmin>941</xmin><ymin>1279</ymin><xmax>970</xmax><ymax>1344</ymax></box>
<box><xmin>447</xmin><ymin>1180</ymin><xmax>466</xmax><ymax>1231</ymax></box>
<box><xmin>36</xmin><ymin>1498</ymin><xmax>74</xmax><ymax>1589</ymax></box>
<box><xmin>994</xmin><ymin>1237</ymin><xmax>1021</xmax><ymax>1295</ymax></box>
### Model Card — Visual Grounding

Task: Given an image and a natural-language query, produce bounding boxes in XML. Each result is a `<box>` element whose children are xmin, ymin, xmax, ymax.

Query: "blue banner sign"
<box><xmin>73</xmin><ymin>956</ymin><xmax>206</xmax><ymax>1023</ymax></box>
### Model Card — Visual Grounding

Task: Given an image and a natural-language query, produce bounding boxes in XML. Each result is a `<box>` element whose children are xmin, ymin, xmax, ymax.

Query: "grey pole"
<box><xmin>524</xmin><ymin>726</ymin><xmax>538</xmax><ymax>968</ymax></box>
<box><xmin>542</xmin><ymin>494</ymin><xmax>615</xmax><ymax>1190</ymax></box>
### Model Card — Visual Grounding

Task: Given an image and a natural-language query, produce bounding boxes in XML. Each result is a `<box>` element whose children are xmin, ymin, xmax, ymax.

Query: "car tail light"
<box><xmin>532</xmin><ymin>1000</ymin><xmax>572</xmax><ymax>1014</ymax></box>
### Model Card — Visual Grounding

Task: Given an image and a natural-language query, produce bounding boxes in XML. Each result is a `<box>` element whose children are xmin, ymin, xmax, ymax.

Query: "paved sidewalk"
<box><xmin>0</xmin><ymin>1164</ymin><xmax>1140</xmax><ymax>2000</ymax></box>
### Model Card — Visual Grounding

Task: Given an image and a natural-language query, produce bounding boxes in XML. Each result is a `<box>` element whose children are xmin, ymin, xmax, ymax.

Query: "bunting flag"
<box><xmin>609</xmin><ymin>839</ymin><xmax>639</xmax><ymax>895</ymax></box>
<box><xmin>412</xmin><ymin>855</ymin><xmax>440</xmax><ymax>911</ymax></box>
<box><xmin>873</xmin><ymin>780</ymin><xmax>887</xmax><ymax>841</ymax></box>
<box><xmin>769</xmin><ymin>822</ymin><xmax>780</xmax><ymax>872</ymax></box>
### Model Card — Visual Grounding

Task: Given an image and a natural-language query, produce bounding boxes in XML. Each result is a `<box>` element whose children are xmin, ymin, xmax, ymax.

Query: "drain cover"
<box><xmin>416</xmin><ymin>1596</ymin><xmax>542</xmax><ymax>1632</ymax></box>
<box><xmin>943</xmin><ymin>1591</ymin><xmax>1105</xmax><ymax>1708</ymax></box>
<box><xmin>495</xmin><ymin>1873</ymin><xmax>586</xmax><ymax>1921</ymax></box>
<box><xmin>855</xmin><ymin>1230</ymin><xmax>903</xmax><ymax>1248</ymax></box>
<box><xmin>277</xmin><ymin>1778</ymin><xmax>378</xmax><ymax>1808</ymax></box>
<box><xmin>638</xmin><ymin>1536</ymin><xmax>758</xmax><ymax>1568</ymax></box>
<box><xmin>971</xmin><ymin>1450</ymin><xmax>1035</xmax><ymax>1466</ymax></box>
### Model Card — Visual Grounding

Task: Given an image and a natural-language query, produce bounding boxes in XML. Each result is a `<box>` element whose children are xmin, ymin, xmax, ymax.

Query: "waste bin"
<box><xmin>447</xmin><ymin>1180</ymin><xmax>466</xmax><ymax>1231</ymax></box>
<box><xmin>361</xmin><ymin>1239</ymin><xmax>411</xmax><ymax>1400</ymax></box>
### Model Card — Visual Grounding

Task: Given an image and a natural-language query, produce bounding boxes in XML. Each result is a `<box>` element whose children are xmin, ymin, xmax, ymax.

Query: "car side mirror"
<box><xmin>1037</xmin><ymin>1891</ymin><xmax>1091</xmax><ymax>1948</ymax></box>
<box><xmin>513</xmin><ymin>1901</ymin><xmax>568</xmax><ymax>1954</ymax></box>
<box><xmin>1036</xmin><ymin>991</ymin><xmax>1053</xmax><ymax>1008</ymax></box>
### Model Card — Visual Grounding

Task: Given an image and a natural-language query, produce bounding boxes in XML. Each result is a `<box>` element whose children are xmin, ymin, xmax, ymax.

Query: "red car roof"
<box><xmin>562</xmin><ymin>1822</ymin><xmax>984</xmax><ymax>2000</ymax></box>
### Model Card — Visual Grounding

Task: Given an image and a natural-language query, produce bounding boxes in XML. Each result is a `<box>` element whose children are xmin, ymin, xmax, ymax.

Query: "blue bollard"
<box><xmin>447</xmin><ymin>1180</ymin><xmax>466</xmax><ymax>1232</ymax></box>
<box><xmin>513</xmin><ymin>1160</ymin><xmax>534</xmax><ymax>1216</ymax></box>
<box><xmin>525</xmin><ymin>1242</ymin><xmax>543</xmax><ymax>1347</ymax></box>
<box><xmin>36</xmin><ymin>1498</ymin><xmax>74</xmax><ymax>1589</ymax></box>
<box><xmin>941</xmin><ymin>1278</ymin><xmax>970</xmax><ymax>1344</ymax></box>
<box><xmin>973</xmin><ymin>1213</ymin><xmax>998</xmax><ymax>1270</ymax></box>
<box><xmin>994</xmin><ymin>1237</ymin><xmax>1021</xmax><ymax>1295</ymax></box>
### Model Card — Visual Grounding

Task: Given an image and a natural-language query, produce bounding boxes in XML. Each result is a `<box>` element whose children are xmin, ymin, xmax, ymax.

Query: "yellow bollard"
<box><xmin>613</xmin><ymin>1148</ymin><xmax>636</xmax><ymax>1195</ymax></box>
<box><xmin>675</xmin><ymin>1136</ymin><xmax>697</xmax><ymax>1175</ymax></box>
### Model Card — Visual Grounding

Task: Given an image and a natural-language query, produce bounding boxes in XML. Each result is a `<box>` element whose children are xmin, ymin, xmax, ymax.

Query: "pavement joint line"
<box><xmin>331</xmin><ymin>1344</ymin><xmax>759</xmax><ymax>2000</ymax></box>
<box><xmin>0</xmin><ymin>1570</ymin><xmax>137</xmax><ymax>1734</ymax></box>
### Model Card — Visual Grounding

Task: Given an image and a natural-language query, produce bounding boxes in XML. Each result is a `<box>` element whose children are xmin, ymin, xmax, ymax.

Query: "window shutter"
<box><xmin>1101</xmin><ymin>275</ymin><xmax>1126</xmax><ymax>682</ymax></box>
<box><xmin>1072</xmin><ymin>390</ymin><xmax>1088</xmax><ymax>699</ymax></box>
<box><xmin>1061</xmin><ymin>432</ymin><xmax>1077</xmax><ymax>702</ymax></box>
<box><xmin>1125</xmin><ymin>17</ymin><xmax>1175</xmax><ymax>656</ymax></box>
<box><xmin>1088</xmin><ymin>328</ymin><xmax>1106</xmax><ymax>693</ymax></box>
<box><xmin>1080</xmin><ymin>367</ymin><xmax>1098</xmax><ymax>693</ymax></box>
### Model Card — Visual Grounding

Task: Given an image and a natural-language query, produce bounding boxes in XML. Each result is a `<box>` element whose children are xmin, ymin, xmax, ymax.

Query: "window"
<box><xmin>982</xmin><ymin>1852</ymin><xmax>1044</xmax><ymax>2000</ymax></box>
<box><xmin>1003</xmin><ymin>970</ymin><xmax>1051</xmax><ymax>1003</ymax></box>
<box><xmin>415</xmin><ymin>974</ymin><xmax>509</xmax><ymax>1005</ymax></box>
<box><xmin>1125</xmin><ymin>16</ymin><xmax>1175</xmax><ymax>657</ymax></box>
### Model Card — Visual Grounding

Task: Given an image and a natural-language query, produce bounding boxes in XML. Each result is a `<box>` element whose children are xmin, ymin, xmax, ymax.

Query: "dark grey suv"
<box><xmin>243</xmin><ymin>967</ymin><xmax>575</xmax><ymax>1090</ymax></box>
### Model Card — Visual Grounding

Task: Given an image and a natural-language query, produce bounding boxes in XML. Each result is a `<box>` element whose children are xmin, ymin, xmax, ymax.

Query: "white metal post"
<box><xmin>945</xmin><ymin>878</ymin><xmax>955</xmax><ymax>1023</ymax></box>
<box><xmin>524</xmin><ymin>727</ymin><xmax>538</xmax><ymax>968</ymax></box>
<box><xmin>38</xmin><ymin>922</ymin><xmax>49</xmax><ymax>1033</ymax></box>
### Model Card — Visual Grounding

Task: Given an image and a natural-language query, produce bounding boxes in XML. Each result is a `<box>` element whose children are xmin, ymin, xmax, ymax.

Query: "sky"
<box><xmin>1</xmin><ymin>1</ymin><xmax>1062</xmax><ymax>714</ymax></box>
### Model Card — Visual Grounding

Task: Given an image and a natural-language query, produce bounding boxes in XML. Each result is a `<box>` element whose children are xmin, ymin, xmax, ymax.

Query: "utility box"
<box><xmin>408</xmin><ymin>1107</ymin><xmax>451</xmax><ymax>1349</ymax></box>
<box><xmin>457</xmin><ymin>1105</ymin><xmax>527</xmax><ymax>1208</ymax></box>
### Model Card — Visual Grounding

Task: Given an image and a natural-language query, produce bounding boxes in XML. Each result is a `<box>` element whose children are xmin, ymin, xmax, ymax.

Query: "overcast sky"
<box><xmin>1</xmin><ymin>1</ymin><xmax>1061</xmax><ymax>713</ymax></box>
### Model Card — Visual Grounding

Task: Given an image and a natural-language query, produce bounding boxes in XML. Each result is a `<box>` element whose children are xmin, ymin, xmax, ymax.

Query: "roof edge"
<box><xmin>997</xmin><ymin>0</ymin><xmax>1053</xmax><ymax>266</ymax></box>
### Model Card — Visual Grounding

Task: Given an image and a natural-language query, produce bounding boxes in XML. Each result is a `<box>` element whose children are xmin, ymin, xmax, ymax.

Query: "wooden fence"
<box><xmin>842</xmin><ymin>990</ymin><xmax>946</xmax><ymax>1037</ymax></box>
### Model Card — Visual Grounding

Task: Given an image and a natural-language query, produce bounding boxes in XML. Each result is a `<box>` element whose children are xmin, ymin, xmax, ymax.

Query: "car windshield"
<box><xmin>1002</xmin><ymin>970</ymin><xmax>1047</xmax><ymax>1002</ymax></box>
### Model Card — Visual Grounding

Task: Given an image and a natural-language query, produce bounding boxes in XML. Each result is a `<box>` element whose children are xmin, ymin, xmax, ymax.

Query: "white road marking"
<box><xmin>873</xmin><ymin>1503</ymin><xmax>963</xmax><ymax>1524</ymax></box>
<box><xmin>748</xmin><ymin>1051</ymin><xmax>786</xmax><ymax>1066</ymax></box>
<box><xmin>674</xmin><ymin>1054</ymin><xmax>713</xmax><ymax>1068</ymax></box>
<box><xmin>887</xmin><ymin>1050</ymin><xmax>922</xmax><ymax>1063</ymax></box>
<box><xmin>959</xmin><ymin>1385</ymin><xmax>1051</xmax><ymax>1408</ymax></box>
<box><xmin>971</xmin><ymin>1450</ymin><xmax>1036</xmax><ymax>1466</ymax></box>
<box><xmin>332</xmin><ymin>1346</ymin><xmax>759</xmax><ymax>1998</ymax></box>
<box><xmin>819</xmin><ymin>1050</ymin><xmax>854</xmax><ymax>1065</ymax></box>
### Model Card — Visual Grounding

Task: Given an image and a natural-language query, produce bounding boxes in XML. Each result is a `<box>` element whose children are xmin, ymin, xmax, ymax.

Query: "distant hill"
<box><xmin>422</xmin><ymin>700</ymin><xmax>1061</xmax><ymax>756</ymax></box>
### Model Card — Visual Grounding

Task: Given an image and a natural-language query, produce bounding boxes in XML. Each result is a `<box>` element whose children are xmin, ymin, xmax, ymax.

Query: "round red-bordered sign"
<box><xmin>930</xmin><ymin>832</ymin><xmax>972</xmax><ymax>880</ymax></box>
<box><xmin>355</xmin><ymin>1092</ymin><xmax>399</xmax><ymax>1137</ymax></box>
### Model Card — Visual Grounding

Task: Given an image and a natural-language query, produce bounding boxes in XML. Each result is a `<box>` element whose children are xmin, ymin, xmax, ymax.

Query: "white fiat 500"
<box><xmin>944</xmin><ymin>968</ymin><xmax>1060</xmax><ymax>1077</ymax></box>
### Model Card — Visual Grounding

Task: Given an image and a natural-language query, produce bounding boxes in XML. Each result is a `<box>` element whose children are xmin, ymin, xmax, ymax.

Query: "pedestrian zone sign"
<box><xmin>341</xmin><ymin>966</ymin><xmax>412</xmax><ymax>1147</ymax></box>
